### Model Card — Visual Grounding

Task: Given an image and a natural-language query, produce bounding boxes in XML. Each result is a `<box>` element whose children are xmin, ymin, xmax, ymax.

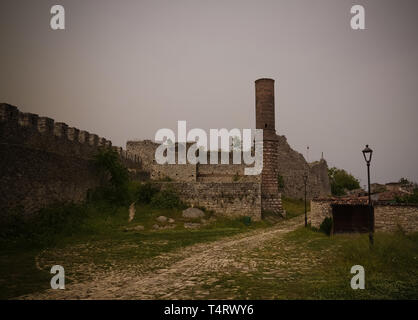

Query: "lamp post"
<box><xmin>362</xmin><ymin>144</ymin><xmax>374</xmax><ymax>246</ymax></box>
<box><xmin>303</xmin><ymin>173</ymin><xmax>308</xmax><ymax>227</ymax></box>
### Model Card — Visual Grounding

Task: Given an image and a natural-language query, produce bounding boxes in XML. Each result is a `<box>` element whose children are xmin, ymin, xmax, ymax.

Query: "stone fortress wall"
<box><xmin>276</xmin><ymin>135</ymin><xmax>330</xmax><ymax>199</ymax></box>
<box><xmin>1</xmin><ymin>78</ymin><xmax>331</xmax><ymax>221</ymax></box>
<box><xmin>158</xmin><ymin>182</ymin><xmax>262</xmax><ymax>221</ymax></box>
<box><xmin>0</xmin><ymin>103</ymin><xmax>139</xmax><ymax>217</ymax></box>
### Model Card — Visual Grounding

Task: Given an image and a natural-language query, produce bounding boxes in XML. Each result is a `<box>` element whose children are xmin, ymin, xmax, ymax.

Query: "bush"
<box><xmin>93</xmin><ymin>149</ymin><xmax>129</xmax><ymax>188</ymax></box>
<box><xmin>328</xmin><ymin>167</ymin><xmax>360</xmax><ymax>196</ymax></box>
<box><xmin>150</xmin><ymin>189</ymin><xmax>184</xmax><ymax>209</ymax></box>
<box><xmin>242</xmin><ymin>216</ymin><xmax>252</xmax><ymax>226</ymax></box>
<box><xmin>92</xmin><ymin>149</ymin><xmax>131</xmax><ymax>205</ymax></box>
<box><xmin>136</xmin><ymin>183</ymin><xmax>159</xmax><ymax>204</ymax></box>
<box><xmin>319</xmin><ymin>217</ymin><xmax>333</xmax><ymax>236</ymax></box>
<box><xmin>394</xmin><ymin>188</ymin><xmax>418</xmax><ymax>204</ymax></box>
<box><xmin>0</xmin><ymin>204</ymin><xmax>87</xmax><ymax>246</ymax></box>
<box><xmin>277</xmin><ymin>174</ymin><xmax>285</xmax><ymax>190</ymax></box>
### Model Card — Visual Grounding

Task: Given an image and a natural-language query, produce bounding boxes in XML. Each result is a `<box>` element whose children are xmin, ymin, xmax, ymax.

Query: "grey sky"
<box><xmin>1</xmin><ymin>0</ymin><xmax>417</xmax><ymax>185</ymax></box>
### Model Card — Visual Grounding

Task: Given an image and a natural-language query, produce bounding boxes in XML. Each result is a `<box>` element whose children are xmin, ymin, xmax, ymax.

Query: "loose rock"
<box><xmin>156</xmin><ymin>216</ymin><xmax>168</xmax><ymax>223</ymax></box>
<box><xmin>182</xmin><ymin>208</ymin><xmax>205</xmax><ymax>219</ymax></box>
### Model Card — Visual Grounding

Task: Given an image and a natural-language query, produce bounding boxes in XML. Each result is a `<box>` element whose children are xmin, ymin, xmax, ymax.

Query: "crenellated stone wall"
<box><xmin>0</xmin><ymin>103</ymin><xmax>139</xmax><ymax>217</ymax></box>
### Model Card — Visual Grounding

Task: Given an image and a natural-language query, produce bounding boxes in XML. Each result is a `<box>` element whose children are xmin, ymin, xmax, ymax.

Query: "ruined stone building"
<box><xmin>127</xmin><ymin>79</ymin><xmax>331</xmax><ymax>219</ymax></box>
<box><xmin>0</xmin><ymin>78</ymin><xmax>330</xmax><ymax>221</ymax></box>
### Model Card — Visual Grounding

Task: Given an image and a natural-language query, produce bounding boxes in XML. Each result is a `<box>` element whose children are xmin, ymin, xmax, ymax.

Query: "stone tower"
<box><xmin>255</xmin><ymin>78</ymin><xmax>284</xmax><ymax>217</ymax></box>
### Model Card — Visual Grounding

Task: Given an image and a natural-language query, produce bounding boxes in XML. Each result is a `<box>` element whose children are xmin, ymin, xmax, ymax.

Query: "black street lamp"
<box><xmin>303</xmin><ymin>173</ymin><xmax>308</xmax><ymax>227</ymax></box>
<box><xmin>362</xmin><ymin>144</ymin><xmax>374</xmax><ymax>246</ymax></box>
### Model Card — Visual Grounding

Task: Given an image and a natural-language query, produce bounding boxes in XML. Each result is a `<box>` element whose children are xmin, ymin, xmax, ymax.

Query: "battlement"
<box><xmin>0</xmin><ymin>103</ymin><xmax>139</xmax><ymax>165</ymax></box>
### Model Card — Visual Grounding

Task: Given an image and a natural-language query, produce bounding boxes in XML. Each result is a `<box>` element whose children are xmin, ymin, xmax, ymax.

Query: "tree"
<box><xmin>399</xmin><ymin>177</ymin><xmax>415</xmax><ymax>186</ymax></box>
<box><xmin>328</xmin><ymin>167</ymin><xmax>360</xmax><ymax>196</ymax></box>
<box><xmin>92</xmin><ymin>149</ymin><xmax>130</xmax><ymax>204</ymax></box>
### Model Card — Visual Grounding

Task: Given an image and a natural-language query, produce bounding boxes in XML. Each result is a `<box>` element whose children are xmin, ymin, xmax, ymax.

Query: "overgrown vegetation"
<box><xmin>200</xmin><ymin>228</ymin><xmax>418</xmax><ymax>299</ymax></box>
<box><xmin>232</xmin><ymin>172</ymin><xmax>241</xmax><ymax>182</ymax></box>
<box><xmin>150</xmin><ymin>189</ymin><xmax>185</xmax><ymax>209</ymax></box>
<box><xmin>319</xmin><ymin>217</ymin><xmax>333</xmax><ymax>235</ymax></box>
<box><xmin>135</xmin><ymin>182</ymin><xmax>159</xmax><ymax>204</ymax></box>
<box><xmin>394</xmin><ymin>188</ymin><xmax>418</xmax><ymax>204</ymax></box>
<box><xmin>1</xmin><ymin>149</ymin><xmax>416</xmax><ymax>299</ymax></box>
<box><xmin>282</xmin><ymin>197</ymin><xmax>309</xmax><ymax>219</ymax></box>
<box><xmin>90</xmin><ymin>149</ymin><xmax>131</xmax><ymax>205</ymax></box>
<box><xmin>277</xmin><ymin>174</ymin><xmax>285</xmax><ymax>190</ymax></box>
<box><xmin>328</xmin><ymin>167</ymin><xmax>360</xmax><ymax>196</ymax></box>
<box><xmin>0</xmin><ymin>149</ymin><xmax>271</xmax><ymax>299</ymax></box>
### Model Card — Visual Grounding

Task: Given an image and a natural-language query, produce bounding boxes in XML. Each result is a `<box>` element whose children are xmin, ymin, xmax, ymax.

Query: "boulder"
<box><xmin>156</xmin><ymin>216</ymin><xmax>168</xmax><ymax>223</ymax></box>
<box><xmin>168</xmin><ymin>218</ymin><xmax>175</xmax><ymax>224</ymax></box>
<box><xmin>182</xmin><ymin>208</ymin><xmax>205</xmax><ymax>219</ymax></box>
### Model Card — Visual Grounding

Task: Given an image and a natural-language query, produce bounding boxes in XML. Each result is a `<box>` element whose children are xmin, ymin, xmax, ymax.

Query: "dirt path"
<box><xmin>19</xmin><ymin>216</ymin><xmax>305</xmax><ymax>299</ymax></box>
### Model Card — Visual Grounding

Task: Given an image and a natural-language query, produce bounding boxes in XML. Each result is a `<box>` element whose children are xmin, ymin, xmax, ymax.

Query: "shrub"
<box><xmin>242</xmin><ymin>216</ymin><xmax>252</xmax><ymax>226</ymax></box>
<box><xmin>328</xmin><ymin>167</ymin><xmax>360</xmax><ymax>196</ymax></box>
<box><xmin>93</xmin><ymin>149</ymin><xmax>129</xmax><ymax>188</ymax></box>
<box><xmin>136</xmin><ymin>183</ymin><xmax>159</xmax><ymax>204</ymax></box>
<box><xmin>150</xmin><ymin>189</ymin><xmax>183</xmax><ymax>209</ymax></box>
<box><xmin>277</xmin><ymin>174</ymin><xmax>285</xmax><ymax>190</ymax></box>
<box><xmin>319</xmin><ymin>217</ymin><xmax>333</xmax><ymax>236</ymax></box>
<box><xmin>394</xmin><ymin>188</ymin><xmax>418</xmax><ymax>204</ymax></box>
<box><xmin>0</xmin><ymin>203</ymin><xmax>87</xmax><ymax>246</ymax></box>
<box><xmin>92</xmin><ymin>149</ymin><xmax>131</xmax><ymax>205</ymax></box>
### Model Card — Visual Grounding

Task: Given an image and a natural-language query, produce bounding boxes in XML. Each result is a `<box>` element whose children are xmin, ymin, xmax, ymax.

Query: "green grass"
<box><xmin>0</xmin><ymin>200</ymin><xmax>270</xmax><ymax>299</ymax></box>
<box><xmin>1</xmin><ymin>195</ymin><xmax>417</xmax><ymax>300</ymax></box>
<box><xmin>197</xmin><ymin>227</ymin><xmax>418</xmax><ymax>299</ymax></box>
<box><xmin>282</xmin><ymin>196</ymin><xmax>310</xmax><ymax>219</ymax></box>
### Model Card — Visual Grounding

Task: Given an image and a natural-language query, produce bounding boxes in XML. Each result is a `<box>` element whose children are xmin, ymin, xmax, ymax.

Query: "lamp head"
<box><xmin>362</xmin><ymin>144</ymin><xmax>373</xmax><ymax>163</ymax></box>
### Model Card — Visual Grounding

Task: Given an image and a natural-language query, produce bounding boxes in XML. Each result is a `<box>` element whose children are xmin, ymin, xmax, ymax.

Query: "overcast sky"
<box><xmin>1</xmin><ymin>0</ymin><xmax>417</xmax><ymax>185</ymax></box>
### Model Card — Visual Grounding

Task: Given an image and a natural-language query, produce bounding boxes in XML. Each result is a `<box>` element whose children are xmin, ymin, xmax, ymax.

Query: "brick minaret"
<box><xmin>255</xmin><ymin>78</ymin><xmax>284</xmax><ymax>217</ymax></box>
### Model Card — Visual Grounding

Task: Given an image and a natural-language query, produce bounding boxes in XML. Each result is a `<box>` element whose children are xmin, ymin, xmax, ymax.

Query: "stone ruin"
<box><xmin>126</xmin><ymin>79</ymin><xmax>331</xmax><ymax>219</ymax></box>
<box><xmin>0</xmin><ymin>78</ymin><xmax>330</xmax><ymax>220</ymax></box>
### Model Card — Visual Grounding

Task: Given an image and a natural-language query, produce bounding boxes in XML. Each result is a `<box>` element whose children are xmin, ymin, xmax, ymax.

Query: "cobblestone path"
<box><xmin>19</xmin><ymin>216</ymin><xmax>306</xmax><ymax>299</ymax></box>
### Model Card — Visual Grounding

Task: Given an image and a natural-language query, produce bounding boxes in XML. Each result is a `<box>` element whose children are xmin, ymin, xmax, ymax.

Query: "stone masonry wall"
<box><xmin>277</xmin><ymin>135</ymin><xmax>330</xmax><ymax>200</ymax></box>
<box><xmin>309</xmin><ymin>200</ymin><xmax>333</xmax><ymax>228</ymax></box>
<box><xmin>126</xmin><ymin>140</ymin><xmax>159</xmax><ymax>172</ymax></box>
<box><xmin>0</xmin><ymin>103</ymin><xmax>139</xmax><ymax>217</ymax></box>
<box><xmin>158</xmin><ymin>182</ymin><xmax>262</xmax><ymax>221</ymax></box>
<box><xmin>127</xmin><ymin>136</ymin><xmax>331</xmax><ymax>200</ymax></box>
<box><xmin>151</xmin><ymin>163</ymin><xmax>197</xmax><ymax>182</ymax></box>
<box><xmin>197</xmin><ymin>164</ymin><xmax>260</xmax><ymax>183</ymax></box>
<box><xmin>310</xmin><ymin>199</ymin><xmax>418</xmax><ymax>233</ymax></box>
<box><xmin>374</xmin><ymin>204</ymin><xmax>418</xmax><ymax>233</ymax></box>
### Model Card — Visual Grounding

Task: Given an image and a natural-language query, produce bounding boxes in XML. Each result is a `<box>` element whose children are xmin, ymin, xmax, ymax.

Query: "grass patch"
<box><xmin>199</xmin><ymin>227</ymin><xmax>418</xmax><ymax>299</ymax></box>
<box><xmin>282</xmin><ymin>197</ymin><xmax>310</xmax><ymax>219</ymax></box>
<box><xmin>0</xmin><ymin>198</ymin><xmax>270</xmax><ymax>299</ymax></box>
